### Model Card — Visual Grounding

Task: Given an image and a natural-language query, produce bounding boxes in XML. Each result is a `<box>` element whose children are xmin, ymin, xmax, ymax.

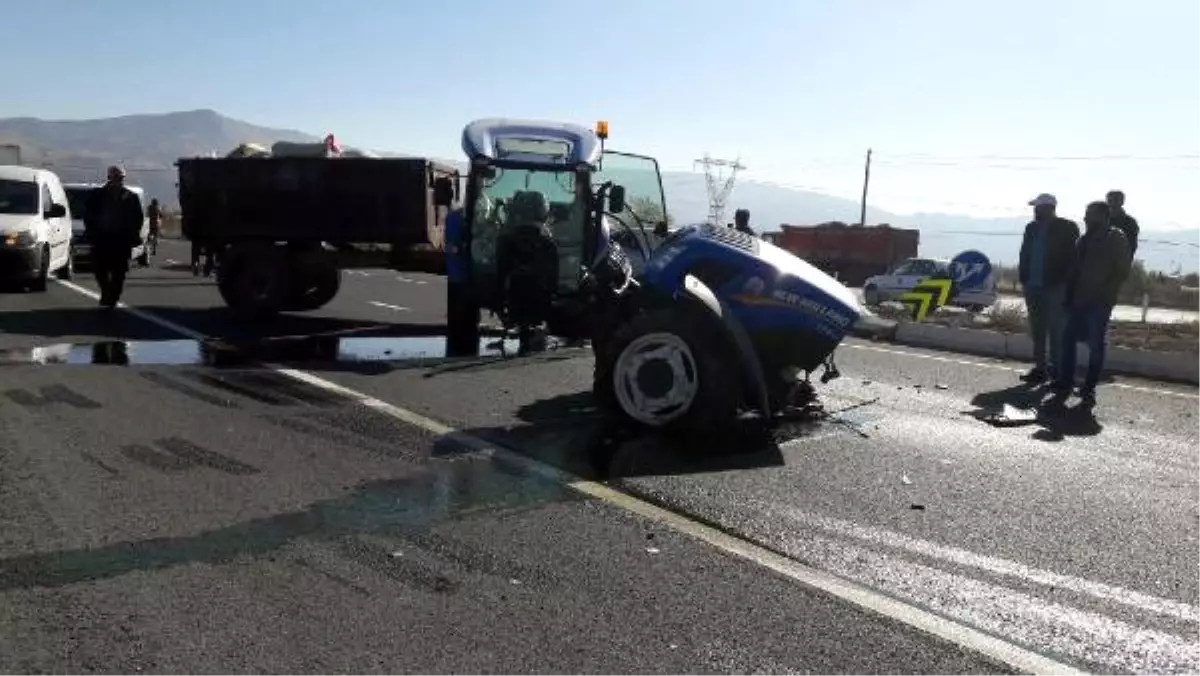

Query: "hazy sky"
<box><xmin>6</xmin><ymin>0</ymin><xmax>1198</xmax><ymax>229</ymax></box>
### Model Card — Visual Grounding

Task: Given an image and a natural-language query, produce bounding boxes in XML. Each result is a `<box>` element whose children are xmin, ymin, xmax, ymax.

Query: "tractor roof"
<box><xmin>462</xmin><ymin>118</ymin><xmax>602</xmax><ymax>167</ymax></box>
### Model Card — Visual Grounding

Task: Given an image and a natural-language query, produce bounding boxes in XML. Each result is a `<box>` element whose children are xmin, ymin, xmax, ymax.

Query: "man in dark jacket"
<box><xmin>1052</xmin><ymin>201</ymin><xmax>1132</xmax><ymax>404</ymax></box>
<box><xmin>733</xmin><ymin>208</ymin><xmax>756</xmax><ymax>236</ymax></box>
<box><xmin>85</xmin><ymin>166</ymin><xmax>144</xmax><ymax>308</ymax></box>
<box><xmin>1017</xmin><ymin>193</ymin><xmax>1080</xmax><ymax>383</ymax></box>
<box><xmin>1105</xmin><ymin>190</ymin><xmax>1139</xmax><ymax>262</ymax></box>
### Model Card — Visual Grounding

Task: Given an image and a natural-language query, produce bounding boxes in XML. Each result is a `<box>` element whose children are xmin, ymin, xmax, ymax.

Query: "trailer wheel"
<box><xmin>217</xmin><ymin>245</ymin><xmax>289</xmax><ymax>316</ymax></box>
<box><xmin>594</xmin><ymin>307</ymin><xmax>739</xmax><ymax>436</ymax></box>
<box><xmin>285</xmin><ymin>262</ymin><xmax>341</xmax><ymax>311</ymax></box>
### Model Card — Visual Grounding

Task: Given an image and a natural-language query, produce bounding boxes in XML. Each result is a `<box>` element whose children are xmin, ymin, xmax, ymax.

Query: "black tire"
<box><xmin>593</xmin><ymin>307</ymin><xmax>740</xmax><ymax>437</ymax></box>
<box><xmin>284</xmin><ymin>262</ymin><xmax>341</xmax><ymax>311</ymax></box>
<box><xmin>55</xmin><ymin>246</ymin><xmax>74</xmax><ymax>280</ymax></box>
<box><xmin>28</xmin><ymin>246</ymin><xmax>50</xmax><ymax>292</ymax></box>
<box><xmin>216</xmin><ymin>245</ymin><xmax>289</xmax><ymax>317</ymax></box>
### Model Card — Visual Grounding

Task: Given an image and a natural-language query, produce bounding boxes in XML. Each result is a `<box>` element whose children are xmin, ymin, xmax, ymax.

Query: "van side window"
<box><xmin>41</xmin><ymin>184</ymin><xmax>53</xmax><ymax>214</ymax></box>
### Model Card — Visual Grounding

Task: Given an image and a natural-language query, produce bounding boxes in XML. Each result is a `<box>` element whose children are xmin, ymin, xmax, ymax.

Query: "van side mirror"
<box><xmin>608</xmin><ymin>185</ymin><xmax>626</xmax><ymax>214</ymax></box>
<box><xmin>45</xmin><ymin>203</ymin><xmax>67</xmax><ymax>219</ymax></box>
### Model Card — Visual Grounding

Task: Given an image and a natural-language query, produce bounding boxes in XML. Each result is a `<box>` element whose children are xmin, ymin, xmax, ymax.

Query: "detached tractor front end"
<box><xmin>592</xmin><ymin>223</ymin><xmax>864</xmax><ymax>436</ymax></box>
<box><xmin>444</xmin><ymin>116</ymin><xmax>863</xmax><ymax>437</ymax></box>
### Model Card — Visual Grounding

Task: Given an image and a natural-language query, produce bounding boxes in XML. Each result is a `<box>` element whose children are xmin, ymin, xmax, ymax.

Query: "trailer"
<box><xmin>772</xmin><ymin>222</ymin><xmax>919</xmax><ymax>287</ymax></box>
<box><xmin>176</xmin><ymin>156</ymin><xmax>459</xmax><ymax>315</ymax></box>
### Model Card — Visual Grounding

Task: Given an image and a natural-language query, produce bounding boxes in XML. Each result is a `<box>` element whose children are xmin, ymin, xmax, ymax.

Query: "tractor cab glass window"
<box><xmin>594</xmin><ymin>151</ymin><xmax>667</xmax><ymax>260</ymax></box>
<box><xmin>0</xmin><ymin>179</ymin><xmax>38</xmax><ymax>215</ymax></box>
<box><xmin>470</xmin><ymin>166</ymin><xmax>586</xmax><ymax>292</ymax></box>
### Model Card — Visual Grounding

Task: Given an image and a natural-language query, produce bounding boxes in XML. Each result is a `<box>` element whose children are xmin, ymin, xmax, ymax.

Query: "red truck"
<box><xmin>769</xmin><ymin>222</ymin><xmax>919</xmax><ymax>287</ymax></box>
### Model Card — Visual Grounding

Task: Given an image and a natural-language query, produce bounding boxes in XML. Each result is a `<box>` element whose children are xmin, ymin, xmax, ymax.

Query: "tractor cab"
<box><xmin>449</xmin><ymin>118</ymin><xmax>667</xmax><ymax>351</ymax></box>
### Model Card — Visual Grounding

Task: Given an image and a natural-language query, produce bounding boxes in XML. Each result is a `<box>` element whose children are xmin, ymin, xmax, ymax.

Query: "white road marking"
<box><xmin>368</xmin><ymin>301</ymin><xmax>409</xmax><ymax>312</ymax></box>
<box><xmin>782</xmin><ymin>508</ymin><xmax>1197</xmax><ymax>623</ymax></box>
<box><xmin>845</xmin><ymin>341</ymin><xmax>1198</xmax><ymax>400</ymax></box>
<box><xmin>396</xmin><ymin>275</ymin><xmax>429</xmax><ymax>286</ymax></box>
<box><xmin>51</xmin><ymin>276</ymin><xmax>1082</xmax><ymax>675</ymax></box>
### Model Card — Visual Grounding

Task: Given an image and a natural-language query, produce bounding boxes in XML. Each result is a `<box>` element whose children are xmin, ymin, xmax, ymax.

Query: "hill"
<box><xmin>0</xmin><ymin>109</ymin><xmax>315</xmax><ymax>202</ymax></box>
<box><xmin>1</xmin><ymin>110</ymin><xmax>1194</xmax><ymax>273</ymax></box>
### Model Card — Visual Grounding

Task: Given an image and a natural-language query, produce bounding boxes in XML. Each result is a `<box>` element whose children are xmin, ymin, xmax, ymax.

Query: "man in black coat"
<box><xmin>1017</xmin><ymin>193</ymin><xmax>1080</xmax><ymax>383</ymax></box>
<box><xmin>85</xmin><ymin>166</ymin><xmax>144</xmax><ymax>308</ymax></box>
<box><xmin>1105</xmin><ymin>190</ymin><xmax>1139</xmax><ymax>263</ymax></box>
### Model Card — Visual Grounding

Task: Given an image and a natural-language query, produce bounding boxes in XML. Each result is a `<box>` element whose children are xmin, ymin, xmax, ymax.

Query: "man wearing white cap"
<box><xmin>1017</xmin><ymin>193</ymin><xmax>1080</xmax><ymax>383</ymax></box>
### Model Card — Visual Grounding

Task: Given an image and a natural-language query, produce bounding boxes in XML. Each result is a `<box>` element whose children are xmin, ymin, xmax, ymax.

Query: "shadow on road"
<box><xmin>445</xmin><ymin>390</ymin><xmax>818</xmax><ymax>481</ymax></box>
<box><xmin>0</xmin><ymin>461</ymin><xmax>575</xmax><ymax>592</ymax></box>
<box><xmin>967</xmin><ymin>384</ymin><xmax>1103</xmax><ymax>440</ymax></box>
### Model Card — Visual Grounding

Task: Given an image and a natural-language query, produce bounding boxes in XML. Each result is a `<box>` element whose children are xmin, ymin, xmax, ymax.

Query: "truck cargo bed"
<box><xmin>177</xmin><ymin>157</ymin><xmax>458</xmax><ymax>248</ymax></box>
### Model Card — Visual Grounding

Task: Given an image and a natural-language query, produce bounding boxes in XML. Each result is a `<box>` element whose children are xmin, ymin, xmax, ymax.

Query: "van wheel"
<box><xmin>593</xmin><ymin>308</ymin><xmax>739</xmax><ymax>437</ymax></box>
<box><xmin>29</xmin><ymin>246</ymin><xmax>50</xmax><ymax>292</ymax></box>
<box><xmin>55</xmin><ymin>247</ymin><xmax>75</xmax><ymax>280</ymax></box>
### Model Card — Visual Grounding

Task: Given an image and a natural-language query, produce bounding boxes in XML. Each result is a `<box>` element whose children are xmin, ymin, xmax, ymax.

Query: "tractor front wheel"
<box><xmin>594</xmin><ymin>308</ymin><xmax>739</xmax><ymax>437</ymax></box>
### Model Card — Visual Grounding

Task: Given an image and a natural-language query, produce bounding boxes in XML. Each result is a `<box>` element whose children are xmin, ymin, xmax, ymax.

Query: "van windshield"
<box><xmin>0</xmin><ymin>179</ymin><xmax>38</xmax><ymax>215</ymax></box>
<box><xmin>66</xmin><ymin>188</ymin><xmax>91</xmax><ymax>219</ymax></box>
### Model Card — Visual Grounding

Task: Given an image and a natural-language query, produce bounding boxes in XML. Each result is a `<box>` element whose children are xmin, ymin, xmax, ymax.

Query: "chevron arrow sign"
<box><xmin>897</xmin><ymin>277</ymin><xmax>954</xmax><ymax>322</ymax></box>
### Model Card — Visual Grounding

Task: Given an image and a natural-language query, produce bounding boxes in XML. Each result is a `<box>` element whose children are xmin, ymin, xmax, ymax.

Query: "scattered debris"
<box><xmin>861</xmin><ymin>380</ymin><xmax>872</xmax><ymax>386</ymax></box>
<box><xmin>901</xmin><ymin>474</ymin><xmax>913</xmax><ymax>486</ymax></box>
<box><xmin>935</xmin><ymin>383</ymin><xmax>948</xmax><ymax>390</ymax></box>
<box><xmin>910</xmin><ymin>504</ymin><xmax>926</xmax><ymax>511</ymax></box>
<box><xmin>390</xmin><ymin>550</ymin><xmax>403</xmax><ymax>558</ymax></box>
<box><xmin>646</xmin><ymin>546</ymin><xmax>661</xmax><ymax>555</ymax></box>
<box><xmin>509</xmin><ymin>578</ymin><xmax>522</xmax><ymax>586</ymax></box>
<box><xmin>981</xmin><ymin>404</ymin><xmax>1039</xmax><ymax>427</ymax></box>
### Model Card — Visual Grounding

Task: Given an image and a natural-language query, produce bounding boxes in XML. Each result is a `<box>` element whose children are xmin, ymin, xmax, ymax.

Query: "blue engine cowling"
<box><xmin>638</xmin><ymin>224</ymin><xmax>864</xmax><ymax>376</ymax></box>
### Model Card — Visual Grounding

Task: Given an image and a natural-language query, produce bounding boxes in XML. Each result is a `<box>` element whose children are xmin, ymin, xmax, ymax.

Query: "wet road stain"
<box><xmin>0</xmin><ymin>457</ymin><xmax>573</xmax><ymax>591</ymax></box>
<box><xmin>4</xmin><ymin>384</ymin><xmax>102</xmax><ymax>410</ymax></box>
<box><xmin>0</xmin><ymin>335</ymin><xmax>582</xmax><ymax>370</ymax></box>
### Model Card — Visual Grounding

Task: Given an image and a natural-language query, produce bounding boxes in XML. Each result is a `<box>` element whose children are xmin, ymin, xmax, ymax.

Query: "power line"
<box><xmin>694</xmin><ymin>154</ymin><xmax>745</xmax><ymax>226</ymax></box>
<box><xmin>878</xmin><ymin>152</ymin><xmax>1200</xmax><ymax>162</ymax></box>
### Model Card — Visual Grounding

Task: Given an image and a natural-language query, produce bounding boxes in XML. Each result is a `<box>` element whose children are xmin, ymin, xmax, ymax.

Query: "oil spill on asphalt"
<box><xmin>0</xmin><ymin>454</ymin><xmax>577</xmax><ymax>591</ymax></box>
<box><xmin>0</xmin><ymin>335</ymin><xmax>582</xmax><ymax>370</ymax></box>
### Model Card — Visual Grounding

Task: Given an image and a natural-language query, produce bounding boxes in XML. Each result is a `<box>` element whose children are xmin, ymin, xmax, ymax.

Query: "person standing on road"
<box><xmin>1105</xmin><ymin>190</ymin><xmax>1139</xmax><ymax>262</ymax></box>
<box><xmin>733</xmin><ymin>208</ymin><xmax>756</xmax><ymax>236</ymax></box>
<box><xmin>1017</xmin><ymin>193</ymin><xmax>1080</xmax><ymax>383</ymax></box>
<box><xmin>85</xmin><ymin>166</ymin><xmax>145</xmax><ymax>309</ymax></box>
<box><xmin>146</xmin><ymin>198</ymin><xmax>163</xmax><ymax>259</ymax></box>
<box><xmin>1052</xmin><ymin>201</ymin><xmax>1132</xmax><ymax>404</ymax></box>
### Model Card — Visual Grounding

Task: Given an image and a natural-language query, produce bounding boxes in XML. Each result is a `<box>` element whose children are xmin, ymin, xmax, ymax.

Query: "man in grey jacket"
<box><xmin>1018</xmin><ymin>193</ymin><xmax>1080</xmax><ymax>383</ymax></box>
<box><xmin>1052</xmin><ymin>201</ymin><xmax>1132</xmax><ymax>404</ymax></box>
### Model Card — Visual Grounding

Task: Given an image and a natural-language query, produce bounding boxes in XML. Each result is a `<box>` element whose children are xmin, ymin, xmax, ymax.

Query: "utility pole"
<box><xmin>695</xmin><ymin>154</ymin><xmax>745</xmax><ymax>226</ymax></box>
<box><xmin>858</xmin><ymin>148</ymin><xmax>872</xmax><ymax>226</ymax></box>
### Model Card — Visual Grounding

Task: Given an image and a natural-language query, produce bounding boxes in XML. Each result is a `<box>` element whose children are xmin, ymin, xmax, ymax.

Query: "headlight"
<box><xmin>3</xmin><ymin>231</ymin><xmax>37</xmax><ymax>248</ymax></box>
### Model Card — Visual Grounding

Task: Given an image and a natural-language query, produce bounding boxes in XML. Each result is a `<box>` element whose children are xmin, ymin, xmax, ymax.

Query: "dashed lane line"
<box><xmin>51</xmin><ymin>277</ymin><xmax>1082</xmax><ymax>675</ymax></box>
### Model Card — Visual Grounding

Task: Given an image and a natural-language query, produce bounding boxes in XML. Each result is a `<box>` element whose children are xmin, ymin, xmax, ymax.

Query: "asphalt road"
<box><xmin>0</xmin><ymin>238</ymin><xmax>1196</xmax><ymax>674</ymax></box>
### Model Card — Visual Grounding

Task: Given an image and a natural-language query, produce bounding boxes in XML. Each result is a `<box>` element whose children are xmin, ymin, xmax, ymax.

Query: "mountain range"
<box><xmin>1</xmin><ymin>109</ymin><xmax>1195</xmax><ymax>273</ymax></box>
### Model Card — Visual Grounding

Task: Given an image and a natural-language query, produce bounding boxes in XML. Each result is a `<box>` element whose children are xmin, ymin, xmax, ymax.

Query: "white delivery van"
<box><xmin>64</xmin><ymin>182</ymin><xmax>151</xmax><ymax>267</ymax></box>
<box><xmin>863</xmin><ymin>256</ymin><xmax>998</xmax><ymax>313</ymax></box>
<box><xmin>0</xmin><ymin>165</ymin><xmax>74</xmax><ymax>290</ymax></box>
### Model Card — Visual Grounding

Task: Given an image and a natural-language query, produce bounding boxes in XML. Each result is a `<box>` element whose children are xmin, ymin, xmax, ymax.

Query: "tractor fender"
<box><xmin>677</xmin><ymin>274</ymin><xmax>772</xmax><ymax>418</ymax></box>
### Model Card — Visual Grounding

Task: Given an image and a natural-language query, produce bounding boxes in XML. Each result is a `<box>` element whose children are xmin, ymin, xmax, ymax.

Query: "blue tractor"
<box><xmin>446</xmin><ymin>118</ymin><xmax>865</xmax><ymax>435</ymax></box>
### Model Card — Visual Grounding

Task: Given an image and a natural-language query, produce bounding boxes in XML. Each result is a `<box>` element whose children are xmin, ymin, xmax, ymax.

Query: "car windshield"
<box><xmin>0</xmin><ymin>179</ymin><xmax>39</xmax><ymax>215</ymax></box>
<box><xmin>470</xmin><ymin>165</ymin><xmax>587</xmax><ymax>292</ymax></box>
<box><xmin>66</xmin><ymin>188</ymin><xmax>91</xmax><ymax>219</ymax></box>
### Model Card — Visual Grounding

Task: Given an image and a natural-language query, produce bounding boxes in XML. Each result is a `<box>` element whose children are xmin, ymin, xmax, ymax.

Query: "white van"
<box><xmin>0</xmin><ymin>165</ymin><xmax>75</xmax><ymax>290</ymax></box>
<box><xmin>64</xmin><ymin>182</ymin><xmax>151</xmax><ymax>267</ymax></box>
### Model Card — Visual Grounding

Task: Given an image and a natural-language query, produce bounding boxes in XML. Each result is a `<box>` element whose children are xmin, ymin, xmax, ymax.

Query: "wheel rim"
<box><xmin>612</xmin><ymin>331</ymin><xmax>699</xmax><ymax>426</ymax></box>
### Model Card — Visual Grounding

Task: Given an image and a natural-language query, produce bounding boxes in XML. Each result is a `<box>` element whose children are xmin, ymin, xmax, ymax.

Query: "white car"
<box><xmin>0</xmin><ymin>165</ymin><xmax>75</xmax><ymax>290</ymax></box>
<box><xmin>863</xmin><ymin>257</ymin><xmax>997</xmax><ymax>313</ymax></box>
